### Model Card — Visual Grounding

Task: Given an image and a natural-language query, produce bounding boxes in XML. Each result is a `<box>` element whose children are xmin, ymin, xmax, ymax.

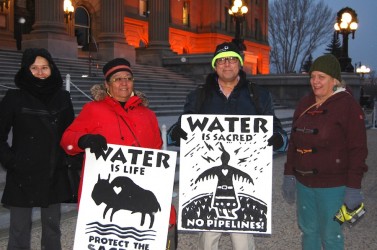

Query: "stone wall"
<box><xmin>163</xmin><ymin>54</ymin><xmax>363</xmax><ymax>109</ymax></box>
<box><xmin>163</xmin><ymin>54</ymin><xmax>213</xmax><ymax>84</ymax></box>
<box><xmin>250</xmin><ymin>73</ymin><xmax>362</xmax><ymax>108</ymax></box>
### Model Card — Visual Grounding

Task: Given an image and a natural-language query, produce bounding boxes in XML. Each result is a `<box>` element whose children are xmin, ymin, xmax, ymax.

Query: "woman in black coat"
<box><xmin>0</xmin><ymin>48</ymin><xmax>75</xmax><ymax>250</ymax></box>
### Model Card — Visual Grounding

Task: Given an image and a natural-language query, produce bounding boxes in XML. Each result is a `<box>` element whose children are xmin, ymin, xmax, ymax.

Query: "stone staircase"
<box><xmin>0</xmin><ymin>50</ymin><xmax>199</xmax><ymax>117</ymax></box>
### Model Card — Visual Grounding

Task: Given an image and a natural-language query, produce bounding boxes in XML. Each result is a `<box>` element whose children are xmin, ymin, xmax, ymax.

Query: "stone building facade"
<box><xmin>0</xmin><ymin>0</ymin><xmax>270</xmax><ymax>74</ymax></box>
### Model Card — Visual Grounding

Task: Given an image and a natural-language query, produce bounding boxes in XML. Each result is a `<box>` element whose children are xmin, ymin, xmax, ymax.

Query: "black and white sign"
<box><xmin>178</xmin><ymin>115</ymin><xmax>273</xmax><ymax>234</ymax></box>
<box><xmin>73</xmin><ymin>144</ymin><xmax>177</xmax><ymax>250</ymax></box>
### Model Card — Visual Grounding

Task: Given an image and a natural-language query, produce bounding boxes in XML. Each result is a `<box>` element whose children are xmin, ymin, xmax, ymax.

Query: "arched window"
<box><xmin>74</xmin><ymin>7</ymin><xmax>90</xmax><ymax>49</ymax></box>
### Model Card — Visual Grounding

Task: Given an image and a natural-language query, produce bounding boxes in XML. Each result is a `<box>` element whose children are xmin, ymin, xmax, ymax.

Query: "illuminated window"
<box><xmin>183</xmin><ymin>1</ymin><xmax>190</xmax><ymax>26</ymax></box>
<box><xmin>139</xmin><ymin>0</ymin><xmax>149</xmax><ymax>17</ymax></box>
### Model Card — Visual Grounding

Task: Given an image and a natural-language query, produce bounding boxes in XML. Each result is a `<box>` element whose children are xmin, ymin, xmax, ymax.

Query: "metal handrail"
<box><xmin>64</xmin><ymin>74</ymin><xmax>93</xmax><ymax>101</ymax></box>
<box><xmin>1</xmin><ymin>77</ymin><xmax>93</xmax><ymax>103</ymax></box>
<box><xmin>0</xmin><ymin>84</ymin><xmax>17</xmax><ymax>90</ymax></box>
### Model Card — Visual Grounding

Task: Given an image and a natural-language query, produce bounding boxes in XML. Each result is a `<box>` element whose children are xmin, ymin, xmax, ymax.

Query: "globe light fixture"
<box><xmin>64</xmin><ymin>0</ymin><xmax>74</xmax><ymax>23</ymax></box>
<box><xmin>356</xmin><ymin>65</ymin><xmax>371</xmax><ymax>78</ymax></box>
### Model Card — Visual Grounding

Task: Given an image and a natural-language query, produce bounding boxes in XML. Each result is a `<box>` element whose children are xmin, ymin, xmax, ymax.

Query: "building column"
<box><xmin>148</xmin><ymin>0</ymin><xmax>170</xmax><ymax>49</ymax></box>
<box><xmin>0</xmin><ymin>0</ymin><xmax>17</xmax><ymax>49</ymax></box>
<box><xmin>21</xmin><ymin>0</ymin><xmax>77</xmax><ymax>58</ymax></box>
<box><xmin>98</xmin><ymin>0</ymin><xmax>135</xmax><ymax>64</ymax></box>
<box><xmin>136</xmin><ymin>0</ymin><xmax>173</xmax><ymax>66</ymax></box>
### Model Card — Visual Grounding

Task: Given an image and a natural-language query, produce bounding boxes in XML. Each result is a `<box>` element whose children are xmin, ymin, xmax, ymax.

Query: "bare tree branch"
<box><xmin>269</xmin><ymin>0</ymin><xmax>334</xmax><ymax>73</ymax></box>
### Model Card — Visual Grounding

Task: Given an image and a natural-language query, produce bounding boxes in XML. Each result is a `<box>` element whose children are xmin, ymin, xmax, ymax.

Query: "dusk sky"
<box><xmin>315</xmin><ymin>0</ymin><xmax>377</xmax><ymax>74</ymax></box>
<box><xmin>269</xmin><ymin>0</ymin><xmax>377</xmax><ymax>73</ymax></box>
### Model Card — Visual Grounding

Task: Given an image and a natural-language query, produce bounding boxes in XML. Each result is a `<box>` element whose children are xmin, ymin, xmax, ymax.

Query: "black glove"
<box><xmin>78</xmin><ymin>134</ymin><xmax>108</xmax><ymax>155</ymax></box>
<box><xmin>268</xmin><ymin>133</ymin><xmax>284</xmax><ymax>151</ymax></box>
<box><xmin>171</xmin><ymin>125</ymin><xmax>188</xmax><ymax>142</ymax></box>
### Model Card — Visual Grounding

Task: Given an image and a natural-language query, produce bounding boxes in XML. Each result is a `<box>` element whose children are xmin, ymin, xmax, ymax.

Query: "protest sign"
<box><xmin>178</xmin><ymin>114</ymin><xmax>273</xmax><ymax>234</ymax></box>
<box><xmin>73</xmin><ymin>144</ymin><xmax>177</xmax><ymax>250</ymax></box>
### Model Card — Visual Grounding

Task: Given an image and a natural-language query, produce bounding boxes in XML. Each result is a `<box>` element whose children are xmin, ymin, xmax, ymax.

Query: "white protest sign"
<box><xmin>178</xmin><ymin>114</ymin><xmax>273</xmax><ymax>234</ymax></box>
<box><xmin>73</xmin><ymin>144</ymin><xmax>177</xmax><ymax>250</ymax></box>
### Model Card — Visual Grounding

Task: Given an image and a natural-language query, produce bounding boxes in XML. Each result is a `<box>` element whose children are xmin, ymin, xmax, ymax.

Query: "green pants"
<box><xmin>296</xmin><ymin>181</ymin><xmax>345</xmax><ymax>250</ymax></box>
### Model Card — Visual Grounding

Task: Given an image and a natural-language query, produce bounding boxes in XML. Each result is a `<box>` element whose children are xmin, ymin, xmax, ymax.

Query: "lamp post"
<box><xmin>228</xmin><ymin>0</ymin><xmax>248</xmax><ymax>51</ymax></box>
<box><xmin>64</xmin><ymin>0</ymin><xmax>74</xmax><ymax>24</ymax></box>
<box><xmin>17</xmin><ymin>17</ymin><xmax>26</xmax><ymax>50</ymax></box>
<box><xmin>334</xmin><ymin>7</ymin><xmax>358</xmax><ymax>72</ymax></box>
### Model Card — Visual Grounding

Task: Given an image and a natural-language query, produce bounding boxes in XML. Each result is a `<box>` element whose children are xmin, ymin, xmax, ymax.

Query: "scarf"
<box><xmin>14</xmin><ymin>67</ymin><xmax>63</xmax><ymax>104</ymax></box>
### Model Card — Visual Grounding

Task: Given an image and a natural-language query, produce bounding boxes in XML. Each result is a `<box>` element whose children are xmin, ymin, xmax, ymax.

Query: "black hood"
<box><xmin>14</xmin><ymin>48</ymin><xmax>63</xmax><ymax>102</ymax></box>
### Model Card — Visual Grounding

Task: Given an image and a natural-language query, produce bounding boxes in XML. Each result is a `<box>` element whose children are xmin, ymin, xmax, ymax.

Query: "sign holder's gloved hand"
<box><xmin>78</xmin><ymin>134</ymin><xmax>108</xmax><ymax>155</ymax></box>
<box><xmin>282</xmin><ymin>175</ymin><xmax>296</xmax><ymax>205</ymax></box>
<box><xmin>334</xmin><ymin>187</ymin><xmax>366</xmax><ymax>225</ymax></box>
<box><xmin>344</xmin><ymin>187</ymin><xmax>363</xmax><ymax>210</ymax></box>
<box><xmin>171</xmin><ymin>125</ymin><xmax>188</xmax><ymax>142</ymax></box>
<box><xmin>268</xmin><ymin>133</ymin><xmax>284</xmax><ymax>151</ymax></box>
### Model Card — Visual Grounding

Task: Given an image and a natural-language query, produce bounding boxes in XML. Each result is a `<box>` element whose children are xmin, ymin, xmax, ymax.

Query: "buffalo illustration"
<box><xmin>92</xmin><ymin>174</ymin><xmax>161</xmax><ymax>228</ymax></box>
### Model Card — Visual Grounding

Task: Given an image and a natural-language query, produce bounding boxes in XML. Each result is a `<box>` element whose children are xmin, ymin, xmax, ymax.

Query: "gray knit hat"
<box><xmin>309</xmin><ymin>54</ymin><xmax>341</xmax><ymax>81</ymax></box>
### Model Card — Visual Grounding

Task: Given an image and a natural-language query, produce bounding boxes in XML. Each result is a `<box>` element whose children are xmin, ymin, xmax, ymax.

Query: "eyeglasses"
<box><xmin>109</xmin><ymin>76</ymin><xmax>134</xmax><ymax>83</ymax></box>
<box><xmin>216</xmin><ymin>57</ymin><xmax>239</xmax><ymax>65</ymax></box>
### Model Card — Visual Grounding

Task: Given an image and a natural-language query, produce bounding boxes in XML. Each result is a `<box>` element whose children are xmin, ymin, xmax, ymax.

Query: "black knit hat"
<box><xmin>212</xmin><ymin>42</ymin><xmax>243</xmax><ymax>68</ymax></box>
<box><xmin>103</xmin><ymin>58</ymin><xmax>133</xmax><ymax>81</ymax></box>
<box><xmin>309</xmin><ymin>54</ymin><xmax>341</xmax><ymax>81</ymax></box>
<box><xmin>21</xmin><ymin>48</ymin><xmax>56</xmax><ymax>69</ymax></box>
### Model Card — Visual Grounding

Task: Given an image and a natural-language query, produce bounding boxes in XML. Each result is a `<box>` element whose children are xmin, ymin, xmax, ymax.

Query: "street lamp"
<box><xmin>0</xmin><ymin>0</ymin><xmax>9</xmax><ymax>12</ymax></box>
<box><xmin>64</xmin><ymin>0</ymin><xmax>74</xmax><ymax>23</ymax></box>
<box><xmin>17</xmin><ymin>17</ymin><xmax>26</xmax><ymax>50</ymax></box>
<box><xmin>334</xmin><ymin>7</ymin><xmax>358</xmax><ymax>72</ymax></box>
<box><xmin>356</xmin><ymin>65</ymin><xmax>371</xmax><ymax>78</ymax></box>
<box><xmin>228</xmin><ymin>0</ymin><xmax>248</xmax><ymax>51</ymax></box>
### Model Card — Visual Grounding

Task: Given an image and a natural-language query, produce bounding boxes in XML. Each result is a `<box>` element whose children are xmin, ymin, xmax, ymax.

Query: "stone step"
<box><xmin>0</xmin><ymin>50</ymin><xmax>195</xmax><ymax>82</ymax></box>
<box><xmin>0</xmin><ymin>50</ymin><xmax>199</xmax><ymax>118</ymax></box>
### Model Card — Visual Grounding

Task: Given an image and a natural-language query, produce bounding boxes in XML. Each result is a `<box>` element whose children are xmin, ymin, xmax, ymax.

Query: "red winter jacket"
<box><xmin>60</xmin><ymin>93</ymin><xmax>162</xmax><ymax>201</ymax></box>
<box><xmin>61</xmin><ymin>95</ymin><xmax>162</xmax><ymax>154</ymax></box>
